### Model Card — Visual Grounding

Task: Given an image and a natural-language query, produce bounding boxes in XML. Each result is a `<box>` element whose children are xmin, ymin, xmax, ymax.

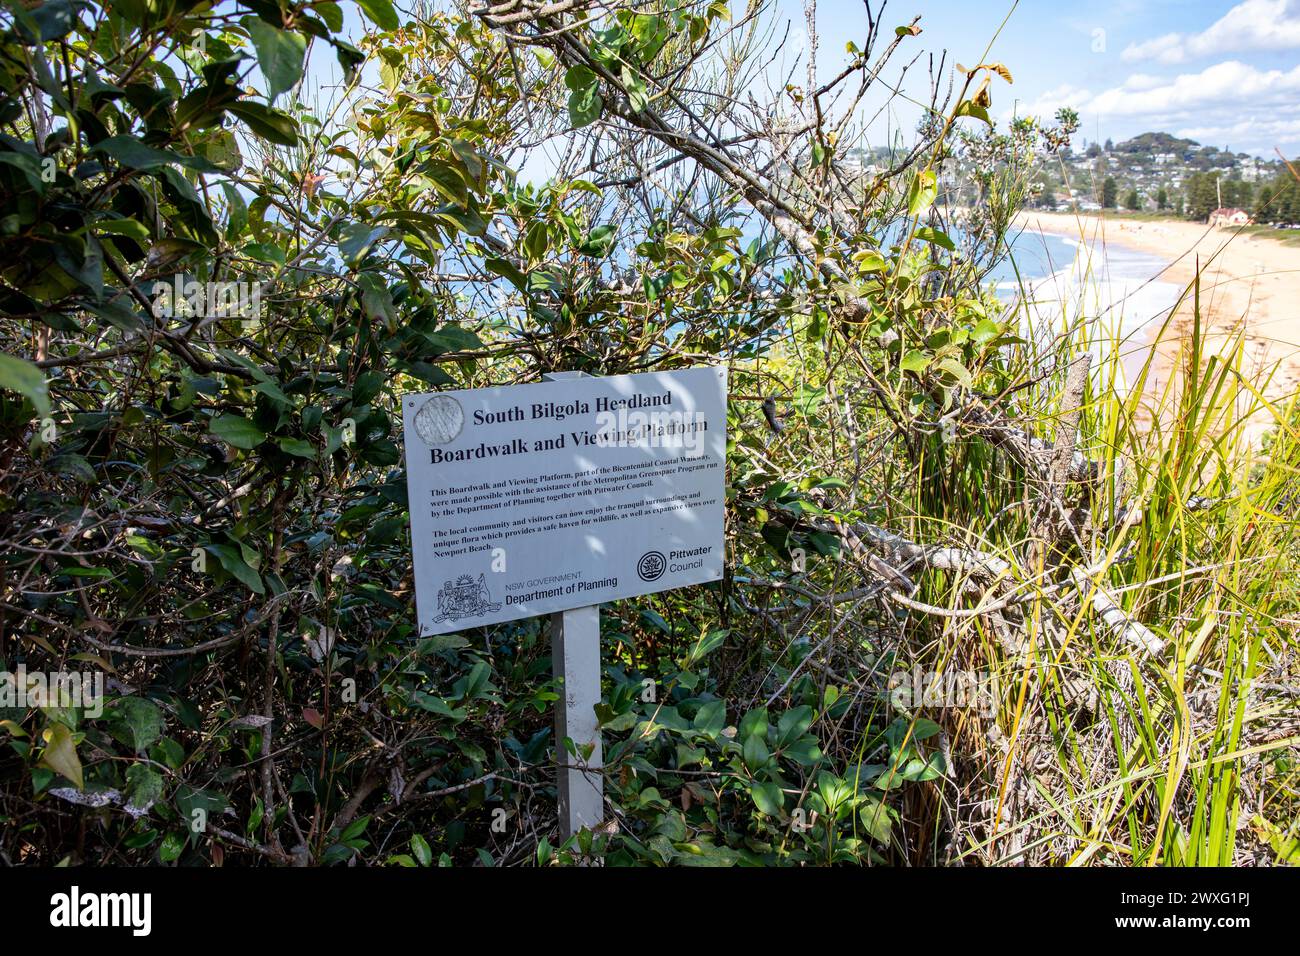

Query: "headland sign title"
<box><xmin>426</xmin><ymin>388</ymin><xmax>710</xmax><ymax>464</ymax></box>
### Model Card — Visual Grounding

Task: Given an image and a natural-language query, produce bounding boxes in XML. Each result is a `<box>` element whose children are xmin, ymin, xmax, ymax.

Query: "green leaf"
<box><xmin>352</xmin><ymin>370</ymin><xmax>384</xmax><ymax>404</ymax></box>
<box><xmin>632</xmin><ymin>14</ymin><xmax>670</xmax><ymax>61</ymax></box>
<box><xmin>95</xmin><ymin>218</ymin><xmax>152</xmax><ymax>243</ymax></box>
<box><xmin>39</xmin><ymin>723</ymin><xmax>83</xmax><ymax>789</ymax></box>
<box><xmin>20</xmin><ymin>0</ymin><xmax>78</xmax><ymax>41</ymax></box>
<box><xmin>692</xmin><ymin>699</ymin><xmax>726</xmax><ymax>738</ymax></box>
<box><xmin>751</xmin><ymin>781</ymin><xmax>784</xmax><ymax>816</ymax></box>
<box><xmin>564</xmin><ymin>65</ymin><xmax>599</xmax><ymax>92</ymax></box>
<box><xmin>686</xmin><ymin>628</ymin><xmax>728</xmax><ymax>665</ymax></box>
<box><xmin>277</xmin><ymin>437</ymin><xmax>315</xmax><ymax>458</ymax></box>
<box><xmin>783</xmin><ymin>736</ymin><xmax>823</xmax><ymax>766</ymax></box>
<box><xmin>972</xmin><ymin>318</ymin><xmax>1002</xmax><ymax>344</ymax></box>
<box><xmin>601</xmin><ymin>709</ymin><xmax>638</xmax><ymax>732</ymax></box>
<box><xmin>209</xmin><ymin>414</ymin><xmax>266</xmax><ymax>449</ymax></box>
<box><xmin>738</xmin><ymin>706</ymin><xmax>768</xmax><ymax>741</ymax></box>
<box><xmin>159</xmin><ymin>832</ymin><xmax>185</xmax><ymax>863</ymax></box>
<box><xmin>227</xmin><ymin>101</ymin><xmax>299</xmax><ymax>146</ymax></box>
<box><xmin>340</xmin><ymin>815</ymin><xmax>370</xmax><ymax>842</ymax></box>
<box><xmin>565</xmin><ymin>66</ymin><xmax>603</xmax><ymax>128</ymax></box>
<box><xmin>955</xmin><ymin>99</ymin><xmax>992</xmax><ymax>126</ymax></box>
<box><xmin>110</xmin><ymin>697</ymin><xmax>165</xmax><ymax>752</ymax></box>
<box><xmin>901</xmin><ymin>751</ymin><xmax>947</xmax><ymax>782</ymax></box>
<box><xmin>338</xmin><ymin>223</ymin><xmax>391</xmax><ymax>267</ymax></box>
<box><xmin>125</xmin><ymin>762</ymin><xmax>164</xmax><ymax>811</ymax></box>
<box><xmin>243</xmin><ymin>17</ymin><xmax>307</xmax><ymax>101</ymax></box>
<box><xmin>335</xmin><ymin>39</ymin><xmax>365</xmax><ymax>80</ymax></box>
<box><xmin>206</xmin><ymin>543</ymin><xmax>266</xmax><ymax>594</ymax></box>
<box><xmin>410</xmin><ymin>834</ymin><xmax>432</xmax><ymax>866</ymax></box>
<box><xmin>485</xmin><ymin>256</ymin><xmax>528</xmax><ymax>290</ymax></box>
<box><xmin>776</xmin><ymin>705</ymin><xmax>814</xmax><ymax>745</ymax></box>
<box><xmin>899</xmin><ymin>349</ymin><xmax>931</xmax><ymax>374</ymax></box>
<box><xmin>0</xmin><ymin>352</ymin><xmax>51</xmax><ymax>417</ymax></box>
<box><xmin>567</xmin><ymin>85</ymin><xmax>603</xmax><ymax>128</ymax></box>
<box><xmin>175</xmin><ymin>785</ymin><xmax>230</xmax><ymax>845</ymax></box>
<box><xmin>935</xmin><ymin>357</ymin><xmax>973</xmax><ymax>388</ymax></box>
<box><xmin>914</xmin><ymin>226</ymin><xmax>954</xmax><ymax>250</ymax></box>
<box><xmin>590</xmin><ymin>24</ymin><xmax>628</xmax><ymax>64</ymax></box>
<box><xmin>356</xmin><ymin>0</ymin><xmax>400</xmax><ymax>30</ymax></box>
<box><xmin>855</xmin><ymin>250</ymin><xmax>887</xmax><ymax>273</ymax></box>
<box><xmin>908</xmin><ymin>717</ymin><xmax>944</xmax><ymax>741</ymax></box>
<box><xmin>253</xmin><ymin>380</ymin><xmax>293</xmax><ymax>406</ymax></box>
<box><xmin>94</xmin><ymin>136</ymin><xmax>220</xmax><ymax>173</ymax></box>
<box><xmin>742</xmin><ymin>732</ymin><xmax>769</xmax><ymax>770</ymax></box>
<box><xmin>906</xmin><ymin>169</ymin><xmax>937</xmax><ymax>218</ymax></box>
<box><xmin>0</xmin><ymin>152</ymin><xmax>47</xmax><ymax>192</ymax></box>
<box><xmin>316</xmin><ymin>1</ymin><xmax>345</xmax><ymax>32</ymax></box>
<box><xmin>86</xmin><ymin>301</ymin><xmax>145</xmax><ymax>332</ymax></box>
<box><xmin>859</xmin><ymin>796</ymin><xmax>894</xmax><ymax>842</ymax></box>
<box><xmin>621</xmin><ymin>65</ymin><xmax>649</xmax><ymax>112</ymax></box>
<box><xmin>578</xmin><ymin>224</ymin><xmax>617</xmax><ymax>257</ymax></box>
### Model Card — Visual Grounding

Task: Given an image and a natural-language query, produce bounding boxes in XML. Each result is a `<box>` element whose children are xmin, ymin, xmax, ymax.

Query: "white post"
<box><xmin>550</xmin><ymin>605</ymin><xmax>603</xmax><ymax>840</ymax></box>
<box><xmin>542</xmin><ymin>371</ymin><xmax>604</xmax><ymax>840</ymax></box>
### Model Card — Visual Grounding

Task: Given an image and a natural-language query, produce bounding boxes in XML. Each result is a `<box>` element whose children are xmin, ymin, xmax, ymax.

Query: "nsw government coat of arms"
<box><xmin>433</xmin><ymin>573</ymin><xmax>503</xmax><ymax>623</ymax></box>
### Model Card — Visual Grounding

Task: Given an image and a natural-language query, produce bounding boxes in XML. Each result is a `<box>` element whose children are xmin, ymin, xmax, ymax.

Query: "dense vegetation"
<box><xmin>1250</xmin><ymin>164</ymin><xmax>1300</xmax><ymax>226</ymax></box>
<box><xmin>1</xmin><ymin>1</ymin><xmax>1296</xmax><ymax>866</ymax></box>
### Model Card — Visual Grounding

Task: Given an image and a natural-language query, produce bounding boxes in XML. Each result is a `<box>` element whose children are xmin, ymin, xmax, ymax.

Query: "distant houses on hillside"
<box><xmin>1016</xmin><ymin>131</ymin><xmax>1297</xmax><ymax>225</ymax></box>
<box><xmin>1209</xmin><ymin>207</ymin><xmax>1251</xmax><ymax>227</ymax></box>
<box><xmin>830</xmin><ymin>134</ymin><xmax>1297</xmax><ymax>228</ymax></box>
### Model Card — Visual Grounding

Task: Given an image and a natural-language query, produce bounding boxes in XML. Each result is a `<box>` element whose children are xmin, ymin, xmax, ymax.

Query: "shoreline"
<box><xmin>1014</xmin><ymin>211</ymin><xmax>1300</xmax><ymax>438</ymax></box>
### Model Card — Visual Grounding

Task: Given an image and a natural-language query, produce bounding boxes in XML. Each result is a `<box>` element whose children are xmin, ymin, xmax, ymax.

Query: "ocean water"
<box><xmin>996</xmin><ymin>225</ymin><xmax>1182</xmax><ymax>390</ymax></box>
<box><xmin>990</xmin><ymin>228</ymin><xmax>1078</xmax><ymax>286</ymax></box>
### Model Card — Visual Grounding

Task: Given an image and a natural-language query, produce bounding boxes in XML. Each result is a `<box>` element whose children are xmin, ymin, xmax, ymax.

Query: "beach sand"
<box><xmin>1015</xmin><ymin>211</ymin><xmax>1300</xmax><ymax>440</ymax></box>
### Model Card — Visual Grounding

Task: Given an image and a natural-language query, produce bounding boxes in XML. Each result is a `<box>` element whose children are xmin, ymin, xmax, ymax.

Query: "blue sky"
<box><xmin>794</xmin><ymin>0</ymin><xmax>1300</xmax><ymax>157</ymax></box>
<box><xmin>309</xmin><ymin>1</ymin><xmax>1299</xmax><ymax>163</ymax></box>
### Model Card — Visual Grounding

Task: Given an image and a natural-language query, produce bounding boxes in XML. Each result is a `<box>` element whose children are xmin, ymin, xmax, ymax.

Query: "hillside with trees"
<box><xmin>1027</xmin><ymin>130</ymin><xmax>1294</xmax><ymax>225</ymax></box>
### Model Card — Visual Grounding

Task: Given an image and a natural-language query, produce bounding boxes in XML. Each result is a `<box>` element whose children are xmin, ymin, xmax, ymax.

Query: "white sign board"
<box><xmin>402</xmin><ymin>367</ymin><xmax>727</xmax><ymax>635</ymax></box>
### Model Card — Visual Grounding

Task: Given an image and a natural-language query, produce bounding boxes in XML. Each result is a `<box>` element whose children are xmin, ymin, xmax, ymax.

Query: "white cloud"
<box><xmin>1012</xmin><ymin>83</ymin><xmax>1093</xmax><ymax>122</ymax></box>
<box><xmin>1176</xmin><ymin>116</ymin><xmax>1300</xmax><ymax>147</ymax></box>
<box><xmin>1122</xmin><ymin>33</ymin><xmax>1185</xmax><ymax>65</ymax></box>
<box><xmin>1122</xmin><ymin>0</ymin><xmax>1300</xmax><ymax>64</ymax></box>
<box><xmin>1121</xmin><ymin>74</ymin><xmax>1166</xmax><ymax>92</ymax></box>
<box><xmin>1009</xmin><ymin>61</ymin><xmax>1300</xmax><ymax>154</ymax></box>
<box><xmin>1013</xmin><ymin>61</ymin><xmax>1300</xmax><ymax>121</ymax></box>
<box><xmin>1088</xmin><ymin>61</ymin><xmax>1300</xmax><ymax>117</ymax></box>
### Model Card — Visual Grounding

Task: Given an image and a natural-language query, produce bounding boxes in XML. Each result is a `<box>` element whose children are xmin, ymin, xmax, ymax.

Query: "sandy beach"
<box><xmin>1015</xmin><ymin>211</ymin><xmax>1300</xmax><ymax>437</ymax></box>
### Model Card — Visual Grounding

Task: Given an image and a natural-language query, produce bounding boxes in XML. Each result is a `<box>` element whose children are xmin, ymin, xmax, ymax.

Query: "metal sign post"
<box><xmin>542</xmin><ymin>371</ymin><xmax>604</xmax><ymax>840</ymax></box>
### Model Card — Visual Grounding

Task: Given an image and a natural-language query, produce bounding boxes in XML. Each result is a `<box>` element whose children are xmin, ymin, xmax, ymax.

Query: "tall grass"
<box><xmin>881</xmin><ymin>239</ymin><xmax>1299</xmax><ymax>864</ymax></box>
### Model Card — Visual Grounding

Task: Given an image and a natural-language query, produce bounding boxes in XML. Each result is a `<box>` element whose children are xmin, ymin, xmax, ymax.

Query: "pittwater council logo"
<box><xmin>637</xmin><ymin>551</ymin><xmax>667</xmax><ymax>582</ymax></box>
<box><xmin>414</xmin><ymin>395</ymin><xmax>465</xmax><ymax>445</ymax></box>
<box><xmin>434</xmin><ymin>573</ymin><xmax>502</xmax><ymax>623</ymax></box>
